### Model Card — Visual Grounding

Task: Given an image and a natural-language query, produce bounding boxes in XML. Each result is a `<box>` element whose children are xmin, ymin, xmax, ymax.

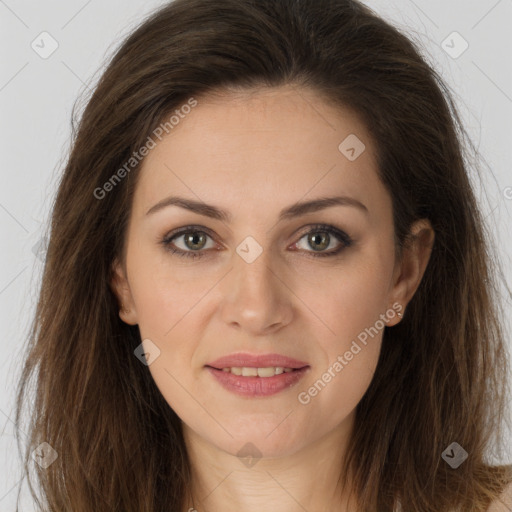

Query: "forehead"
<box><xmin>133</xmin><ymin>85</ymin><xmax>386</xmax><ymax>221</ymax></box>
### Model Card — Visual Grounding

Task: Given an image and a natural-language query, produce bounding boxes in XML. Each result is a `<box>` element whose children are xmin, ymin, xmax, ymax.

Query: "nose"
<box><xmin>219</xmin><ymin>247</ymin><xmax>294</xmax><ymax>336</ymax></box>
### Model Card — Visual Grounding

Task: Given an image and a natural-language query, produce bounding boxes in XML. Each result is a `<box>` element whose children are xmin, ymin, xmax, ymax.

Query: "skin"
<box><xmin>111</xmin><ymin>84</ymin><xmax>435</xmax><ymax>512</ymax></box>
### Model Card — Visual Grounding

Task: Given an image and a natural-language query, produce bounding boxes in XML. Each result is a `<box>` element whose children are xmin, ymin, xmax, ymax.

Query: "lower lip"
<box><xmin>206</xmin><ymin>366</ymin><xmax>310</xmax><ymax>397</ymax></box>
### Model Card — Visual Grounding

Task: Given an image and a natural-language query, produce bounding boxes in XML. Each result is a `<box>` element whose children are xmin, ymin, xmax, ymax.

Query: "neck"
<box><xmin>181</xmin><ymin>412</ymin><xmax>357</xmax><ymax>512</ymax></box>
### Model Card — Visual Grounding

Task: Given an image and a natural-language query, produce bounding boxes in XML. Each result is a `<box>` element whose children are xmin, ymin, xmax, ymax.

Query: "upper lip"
<box><xmin>206</xmin><ymin>352</ymin><xmax>309</xmax><ymax>370</ymax></box>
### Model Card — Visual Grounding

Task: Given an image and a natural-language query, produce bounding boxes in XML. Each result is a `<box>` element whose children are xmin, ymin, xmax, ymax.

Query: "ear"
<box><xmin>110</xmin><ymin>257</ymin><xmax>139</xmax><ymax>325</ymax></box>
<box><xmin>387</xmin><ymin>219</ymin><xmax>435</xmax><ymax>326</ymax></box>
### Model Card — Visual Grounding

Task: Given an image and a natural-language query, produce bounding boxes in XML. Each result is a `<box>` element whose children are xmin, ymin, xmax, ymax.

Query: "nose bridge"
<box><xmin>219</xmin><ymin>237</ymin><xmax>293</xmax><ymax>333</ymax></box>
<box><xmin>236</xmin><ymin>243</ymin><xmax>274</xmax><ymax>293</ymax></box>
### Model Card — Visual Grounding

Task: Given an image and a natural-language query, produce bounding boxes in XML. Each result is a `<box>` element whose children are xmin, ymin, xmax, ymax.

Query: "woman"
<box><xmin>14</xmin><ymin>0</ymin><xmax>512</xmax><ymax>510</ymax></box>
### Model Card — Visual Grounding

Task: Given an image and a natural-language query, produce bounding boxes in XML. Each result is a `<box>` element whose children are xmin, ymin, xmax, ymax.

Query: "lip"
<box><xmin>205</xmin><ymin>352</ymin><xmax>310</xmax><ymax>398</ymax></box>
<box><xmin>206</xmin><ymin>366</ymin><xmax>310</xmax><ymax>397</ymax></box>
<box><xmin>206</xmin><ymin>352</ymin><xmax>309</xmax><ymax>370</ymax></box>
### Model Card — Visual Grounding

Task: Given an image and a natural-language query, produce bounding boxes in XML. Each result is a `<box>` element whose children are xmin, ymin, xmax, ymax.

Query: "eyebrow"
<box><xmin>145</xmin><ymin>195</ymin><xmax>368</xmax><ymax>222</ymax></box>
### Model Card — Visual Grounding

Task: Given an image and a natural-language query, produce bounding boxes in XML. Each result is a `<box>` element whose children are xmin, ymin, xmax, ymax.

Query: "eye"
<box><xmin>292</xmin><ymin>224</ymin><xmax>353</xmax><ymax>258</ymax></box>
<box><xmin>160</xmin><ymin>223</ymin><xmax>353</xmax><ymax>260</ymax></box>
<box><xmin>161</xmin><ymin>225</ymin><xmax>217</xmax><ymax>259</ymax></box>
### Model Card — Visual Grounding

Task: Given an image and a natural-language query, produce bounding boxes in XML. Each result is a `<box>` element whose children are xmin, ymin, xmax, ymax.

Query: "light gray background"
<box><xmin>1</xmin><ymin>0</ymin><xmax>511</xmax><ymax>509</ymax></box>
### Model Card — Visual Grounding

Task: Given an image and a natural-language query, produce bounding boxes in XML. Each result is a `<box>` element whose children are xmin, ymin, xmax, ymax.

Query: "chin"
<box><xmin>200</xmin><ymin>413</ymin><xmax>307</xmax><ymax>459</ymax></box>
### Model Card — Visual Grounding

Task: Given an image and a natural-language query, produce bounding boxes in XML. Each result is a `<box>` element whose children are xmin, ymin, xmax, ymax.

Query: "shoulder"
<box><xmin>487</xmin><ymin>481</ymin><xmax>512</xmax><ymax>512</ymax></box>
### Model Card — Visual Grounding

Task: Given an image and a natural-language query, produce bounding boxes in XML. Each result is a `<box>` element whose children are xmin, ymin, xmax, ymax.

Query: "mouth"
<box><xmin>206</xmin><ymin>352</ymin><xmax>309</xmax><ymax>371</ymax></box>
<box><xmin>205</xmin><ymin>365</ymin><xmax>305</xmax><ymax>377</ymax></box>
<box><xmin>204</xmin><ymin>353</ymin><xmax>310</xmax><ymax>397</ymax></box>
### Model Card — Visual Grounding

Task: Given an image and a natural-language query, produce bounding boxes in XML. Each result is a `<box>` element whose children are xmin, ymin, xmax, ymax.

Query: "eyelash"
<box><xmin>160</xmin><ymin>223</ymin><xmax>353</xmax><ymax>260</ymax></box>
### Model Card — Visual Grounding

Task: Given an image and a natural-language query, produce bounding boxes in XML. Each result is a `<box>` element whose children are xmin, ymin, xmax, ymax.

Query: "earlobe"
<box><xmin>119</xmin><ymin>302</ymin><xmax>137</xmax><ymax>325</ymax></box>
<box><xmin>385</xmin><ymin>302</ymin><xmax>405</xmax><ymax>327</ymax></box>
<box><xmin>110</xmin><ymin>257</ymin><xmax>139</xmax><ymax>325</ymax></box>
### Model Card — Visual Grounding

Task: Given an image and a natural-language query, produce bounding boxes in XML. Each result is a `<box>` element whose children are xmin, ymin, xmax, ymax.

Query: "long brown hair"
<box><xmin>14</xmin><ymin>0</ymin><xmax>511</xmax><ymax>510</ymax></box>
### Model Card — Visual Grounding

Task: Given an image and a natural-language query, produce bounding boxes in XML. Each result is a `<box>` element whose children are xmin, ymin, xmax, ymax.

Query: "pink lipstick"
<box><xmin>205</xmin><ymin>352</ymin><xmax>310</xmax><ymax>397</ymax></box>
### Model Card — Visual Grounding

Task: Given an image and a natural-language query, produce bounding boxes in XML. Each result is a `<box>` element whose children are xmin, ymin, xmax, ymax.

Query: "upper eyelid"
<box><xmin>163</xmin><ymin>225</ymin><xmax>217</xmax><ymax>243</ymax></box>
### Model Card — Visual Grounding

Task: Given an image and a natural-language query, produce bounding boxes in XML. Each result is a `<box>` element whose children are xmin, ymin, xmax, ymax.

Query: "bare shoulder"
<box><xmin>487</xmin><ymin>481</ymin><xmax>512</xmax><ymax>512</ymax></box>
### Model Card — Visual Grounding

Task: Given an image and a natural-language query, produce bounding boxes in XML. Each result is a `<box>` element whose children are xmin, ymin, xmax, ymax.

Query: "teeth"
<box><xmin>242</xmin><ymin>367</ymin><xmax>258</xmax><ymax>377</ymax></box>
<box><xmin>220</xmin><ymin>366</ymin><xmax>295</xmax><ymax>377</ymax></box>
<box><xmin>257</xmin><ymin>367</ymin><xmax>276</xmax><ymax>377</ymax></box>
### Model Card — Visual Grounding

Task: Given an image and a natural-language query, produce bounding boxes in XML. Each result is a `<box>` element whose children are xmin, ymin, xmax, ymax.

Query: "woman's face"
<box><xmin>112</xmin><ymin>85</ymin><xmax>429</xmax><ymax>459</ymax></box>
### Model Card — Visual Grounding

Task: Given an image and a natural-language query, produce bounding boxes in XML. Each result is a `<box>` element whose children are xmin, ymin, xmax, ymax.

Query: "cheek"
<box><xmin>296</xmin><ymin>338</ymin><xmax>382</xmax><ymax>445</ymax></box>
<box><xmin>131</xmin><ymin>278</ymin><xmax>206</xmax><ymax>381</ymax></box>
<box><xmin>124</xmin><ymin>252</ymin><xmax>212</xmax><ymax>405</ymax></box>
<box><xmin>126</xmin><ymin>242</ymin><xmax>216</xmax><ymax>339</ymax></box>
<box><xmin>296</xmin><ymin>267</ymin><xmax>389</xmax><ymax>431</ymax></box>
<box><xmin>292</xmin><ymin>257</ymin><xmax>390</xmax><ymax>419</ymax></box>
<box><xmin>292</xmin><ymin>255</ymin><xmax>392</xmax><ymax>345</ymax></box>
